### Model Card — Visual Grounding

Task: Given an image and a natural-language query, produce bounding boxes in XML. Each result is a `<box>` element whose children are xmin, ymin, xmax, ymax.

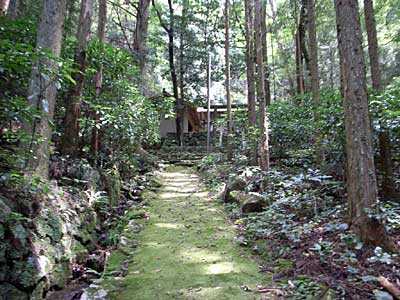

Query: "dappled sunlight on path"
<box><xmin>98</xmin><ymin>165</ymin><xmax>268</xmax><ymax>300</ymax></box>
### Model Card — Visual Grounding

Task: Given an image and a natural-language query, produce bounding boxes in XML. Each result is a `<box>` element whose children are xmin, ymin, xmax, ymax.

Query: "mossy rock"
<box><xmin>149</xmin><ymin>177</ymin><xmax>162</xmax><ymax>189</ymax></box>
<box><xmin>35</xmin><ymin>209</ymin><xmax>63</xmax><ymax>242</ymax></box>
<box><xmin>0</xmin><ymin>224</ymin><xmax>5</xmax><ymax>263</ymax></box>
<box><xmin>72</xmin><ymin>240</ymin><xmax>89</xmax><ymax>264</ymax></box>
<box><xmin>126</xmin><ymin>209</ymin><xmax>147</xmax><ymax>220</ymax></box>
<box><xmin>31</xmin><ymin>280</ymin><xmax>48</xmax><ymax>300</ymax></box>
<box><xmin>0</xmin><ymin>196</ymin><xmax>12</xmax><ymax>220</ymax></box>
<box><xmin>52</xmin><ymin>260</ymin><xmax>70</xmax><ymax>289</ymax></box>
<box><xmin>7</xmin><ymin>221</ymin><xmax>30</xmax><ymax>259</ymax></box>
<box><xmin>102</xmin><ymin>167</ymin><xmax>122</xmax><ymax>206</ymax></box>
<box><xmin>103</xmin><ymin>250</ymin><xmax>127</xmax><ymax>275</ymax></box>
<box><xmin>0</xmin><ymin>283</ymin><xmax>29</xmax><ymax>300</ymax></box>
<box><xmin>10</xmin><ymin>258</ymin><xmax>38</xmax><ymax>289</ymax></box>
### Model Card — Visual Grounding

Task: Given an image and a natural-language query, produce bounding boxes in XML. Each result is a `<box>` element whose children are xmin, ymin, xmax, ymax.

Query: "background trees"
<box><xmin>0</xmin><ymin>0</ymin><xmax>399</xmax><ymax>255</ymax></box>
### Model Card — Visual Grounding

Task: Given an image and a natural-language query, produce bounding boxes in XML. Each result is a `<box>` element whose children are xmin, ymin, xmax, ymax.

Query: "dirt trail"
<box><xmin>87</xmin><ymin>165</ymin><xmax>268</xmax><ymax>300</ymax></box>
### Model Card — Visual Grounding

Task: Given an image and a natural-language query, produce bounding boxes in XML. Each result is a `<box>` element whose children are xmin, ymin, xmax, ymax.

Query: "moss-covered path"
<box><xmin>93</xmin><ymin>166</ymin><xmax>268</xmax><ymax>300</ymax></box>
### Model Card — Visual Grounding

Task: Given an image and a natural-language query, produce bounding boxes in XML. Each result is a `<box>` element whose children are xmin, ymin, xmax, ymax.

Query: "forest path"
<box><xmin>93</xmin><ymin>165</ymin><xmax>269</xmax><ymax>300</ymax></box>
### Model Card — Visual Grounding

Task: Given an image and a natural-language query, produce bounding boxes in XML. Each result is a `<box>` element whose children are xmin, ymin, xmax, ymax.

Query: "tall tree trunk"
<box><xmin>152</xmin><ymin>0</ymin><xmax>182</xmax><ymax>146</ymax></box>
<box><xmin>307</xmin><ymin>0</ymin><xmax>319</xmax><ymax>105</ymax></box>
<box><xmin>335</xmin><ymin>0</ymin><xmax>390</xmax><ymax>247</ymax></box>
<box><xmin>61</xmin><ymin>0</ymin><xmax>93</xmax><ymax>156</ymax></box>
<box><xmin>245</xmin><ymin>0</ymin><xmax>257</xmax><ymax>163</ymax></box>
<box><xmin>168</xmin><ymin>0</ymin><xmax>183</xmax><ymax>147</ymax></box>
<box><xmin>7</xmin><ymin>0</ymin><xmax>18</xmax><ymax>18</ymax></box>
<box><xmin>225</xmin><ymin>0</ymin><xmax>233</xmax><ymax>161</ymax></box>
<box><xmin>1</xmin><ymin>0</ymin><xmax>9</xmax><ymax>15</ymax></box>
<box><xmin>91</xmin><ymin>0</ymin><xmax>107</xmax><ymax>157</ymax></box>
<box><xmin>245</xmin><ymin>0</ymin><xmax>256</xmax><ymax>127</ymax></box>
<box><xmin>364</xmin><ymin>0</ymin><xmax>396</xmax><ymax>201</ymax></box>
<box><xmin>299</xmin><ymin>0</ymin><xmax>310</xmax><ymax>86</ymax></box>
<box><xmin>133</xmin><ymin>0</ymin><xmax>150</xmax><ymax>76</ymax></box>
<box><xmin>24</xmin><ymin>0</ymin><xmax>67</xmax><ymax>178</ymax></box>
<box><xmin>255</xmin><ymin>0</ymin><xmax>270</xmax><ymax>171</ymax></box>
<box><xmin>261</xmin><ymin>0</ymin><xmax>271</xmax><ymax>106</ymax></box>
<box><xmin>307</xmin><ymin>0</ymin><xmax>323</xmax><ymax>165</ymax></box>
<box><xmin>295</xmin><ymin>29</ymin><xmax>305</xmax><ymax>94</ymax></box>
<box><xmin>179</xmin><ymin>0</ymin><xmax>187</xmax><ymax>134</ymax></box>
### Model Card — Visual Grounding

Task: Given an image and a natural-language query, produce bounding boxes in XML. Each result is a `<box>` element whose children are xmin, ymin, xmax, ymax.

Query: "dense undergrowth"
<box><xmin>198</xmin><ymin>153</ymin><xmax>400</xmax><ymax>300</ymax></box>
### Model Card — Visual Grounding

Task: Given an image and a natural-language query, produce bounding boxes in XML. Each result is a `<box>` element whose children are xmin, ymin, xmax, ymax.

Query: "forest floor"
<box><xmin>87</xmin><ymin>165</ymin><xmax>270</xmax><ymax>300</ymax></box>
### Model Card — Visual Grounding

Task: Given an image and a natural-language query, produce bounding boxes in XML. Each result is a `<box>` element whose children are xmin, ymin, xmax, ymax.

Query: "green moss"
<box><xmin>273</xmin><ymin>259</ymin><xmax>294</xmax><ymax>275</ymax></box>
<box><xmin>103</xmin><ymin>250</ymin><xmax>127</xmax><ymax>275</ymax></box>
<box><xmin>72</xmin><ymin>241</ymin><xmax>88</xmax><ymax>263</ymax></box>
<box><xmin>11</xmin><ymin>259</ymin><xmax>37</xmax><ymax>289</ymax></box>
<box><xmin>97</xmin><ymin>165</ymin><xmax>269</xmax><ymax>300</ymax></box>
<box><xmin>148</xmin><ymin>177</ymin><xmax>162</xmax><ymax>189</ymax></box>
<box><xmin>36</xmin><ymin>210</ymin><xmax>63</xmax><ymax>242</ymax></box>
<box><xmin>52</xmin><ymin>260</ymin><xmax>70</xmax><ymax>289</ymax></box>
<box><xmin>101</xmin><ymin>167</ymin><xmax>122</xmax><ymax>207</ymax></box>
<box><xmin>126</xmin><ymin>209</ymin><xmax>147</xmax><ymax>220</ymax></box>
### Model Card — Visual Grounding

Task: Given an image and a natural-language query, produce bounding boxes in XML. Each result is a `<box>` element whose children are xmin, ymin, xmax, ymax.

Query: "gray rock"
<box><xmin>240</xmin><ymin>193</ymin><xmax>267</xmax><ymax>214</ymax></box>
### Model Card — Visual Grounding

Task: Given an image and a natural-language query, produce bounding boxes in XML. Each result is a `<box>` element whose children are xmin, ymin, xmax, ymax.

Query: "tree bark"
<box><xmin>133</xmin><ymin>0</ymin><xmax>150</xmax><ymax>76</ymax></box>
<box><xmin>307</xmin><ymin>0</ymin><xmax>323</xmax><ymax>165</ymax></box>
<box><xmin>255</xmin><ymin>0</ymin><xmax>270</xmax><ymax>172</ymax></box>
<box><xmin>225</xmin><ymin>0</ymin><xmax>233</xmax><ymax>161</ymax></box>
<box><xmin>24</xmin><ymin>0</ymin><xmax>67</xmax><ymax>178</ymax></box>
<box><xmin>245</xmin><ymin>0</ymin><xmax>256</xmax><ymax>128</ymax></box>
<box><xmin>61</xmin><ymin>0</ymin><xmax>93</xmax><ymax>156</ymax></box>
<box><xmin>335</xmin><ymin>0</ymin><xmax>390</xmax><ymax>247</ymax></box>
<box><xmin>7</xmin><ymin>0</ymin><xmax>18</xmax><ymax>18</ymax></box>
<box><xmin>91</xmin><ymin>0</ymin><xmax>107</xmax><ymax>157</ymax></box>
<box><xmin>295</xmin><ymin>28</ymin><xmax>305</xmax><ymax>94</ymax></box>
<box><xmin>153</xmin><ymin>0</ymin><xmax>182</xmax><ymax>146</ymax></box>
<box><xmin>364</xmin><ymin>0</ymin><xmax>396</xmax><ymax>201</ymax></box>
<box><xmin>307</xmin><ymin>0</ymin><xmax>319</xmax><ymax>105</ymax></box>
<box><xmin>245</xmin><ymin>0</ymin><xmax>257</xmax><ymax>163</ymax></box>
<box><xmin>261</xmin><ymin>0</ymin><xmax>271</xmax><ymax>106</ymax></box>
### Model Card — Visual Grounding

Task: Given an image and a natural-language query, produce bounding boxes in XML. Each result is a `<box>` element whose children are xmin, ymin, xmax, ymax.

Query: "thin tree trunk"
<box><xmin>245</xmin><ymin>0</ymin><xmax>257</xmax><ymax>163</ymax></box>
<box><xmin>24</xmin><ymin>0</ymin><xmax>67</xmax><ymax>178</ymax></box>
<box><xmin>225</xmin><ymin>0</ymin><xmax>233</xmax><ymax>160</ymax></box>
<box><xmin>133</xmin><ymin>0</ymin><xmax>150</xmax><ymax>76</ymax></box>
<box><xmin>261</xmin><ymin>0</ymin><xmax>271</xmax><ymax>106</ymax></box>
<box><xmin>152</xmin><ymin>0</ymin><xmax>182</xmax><ymax>146</ymax></box>
<box><xmin>7</xmin><ymin>0</ymin><xmax>18</xmax><ymax>18</ymax></box>
<box><xmin>91</xmin><ymin>0</ymin><xmax>107</xmax><ymax>157</ymax></box>
<box><xmin>255</xmin><ymin>0</ymin><xmax>270</xmax><ymax>171</ymax></box>
<box><xmin>179</xmin><ymin>0</ymin><xmax>187</xmax><ymax>136</ymax></box>
<box><xmin>168</xmin><ymin>0</ymin><xmax>183</xmax><ymax>147</ymax></box>
<box><xmin>364</xmin><ymin>0</ymin><xmax>396</xmax><ymax>201</ymax></box>
<box><xmin>307</xmin><ymin>0</ymin><xmax>323</xmax><ymax>165</ymax></box>
<box><xmin>61</xmin><ymin>0</ymin><xmax>93</xmax><ymax>156</ymax></box>
<box><xmin>245</xmin><ymin>0</ymin><xmax>256</xmax><ymax>128</ymax></box>
<box><xmin>335</xmin><ymin>0</ymin><xmax>391</xmax><ymax>247</ymax></box>
<box><xmin>300</xmin><ymin>0</ymin><xmax>310</xmax><ymax>86</ymax></box>
<box><xmin>308</xmin><ymin>0</ymin><xmax>319</xmax><ymax>105</ymax></box>
<box><xmin>295</xmin><ymin>25</ymin><xmax>305</xmax><ymax>94</ymax></box>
